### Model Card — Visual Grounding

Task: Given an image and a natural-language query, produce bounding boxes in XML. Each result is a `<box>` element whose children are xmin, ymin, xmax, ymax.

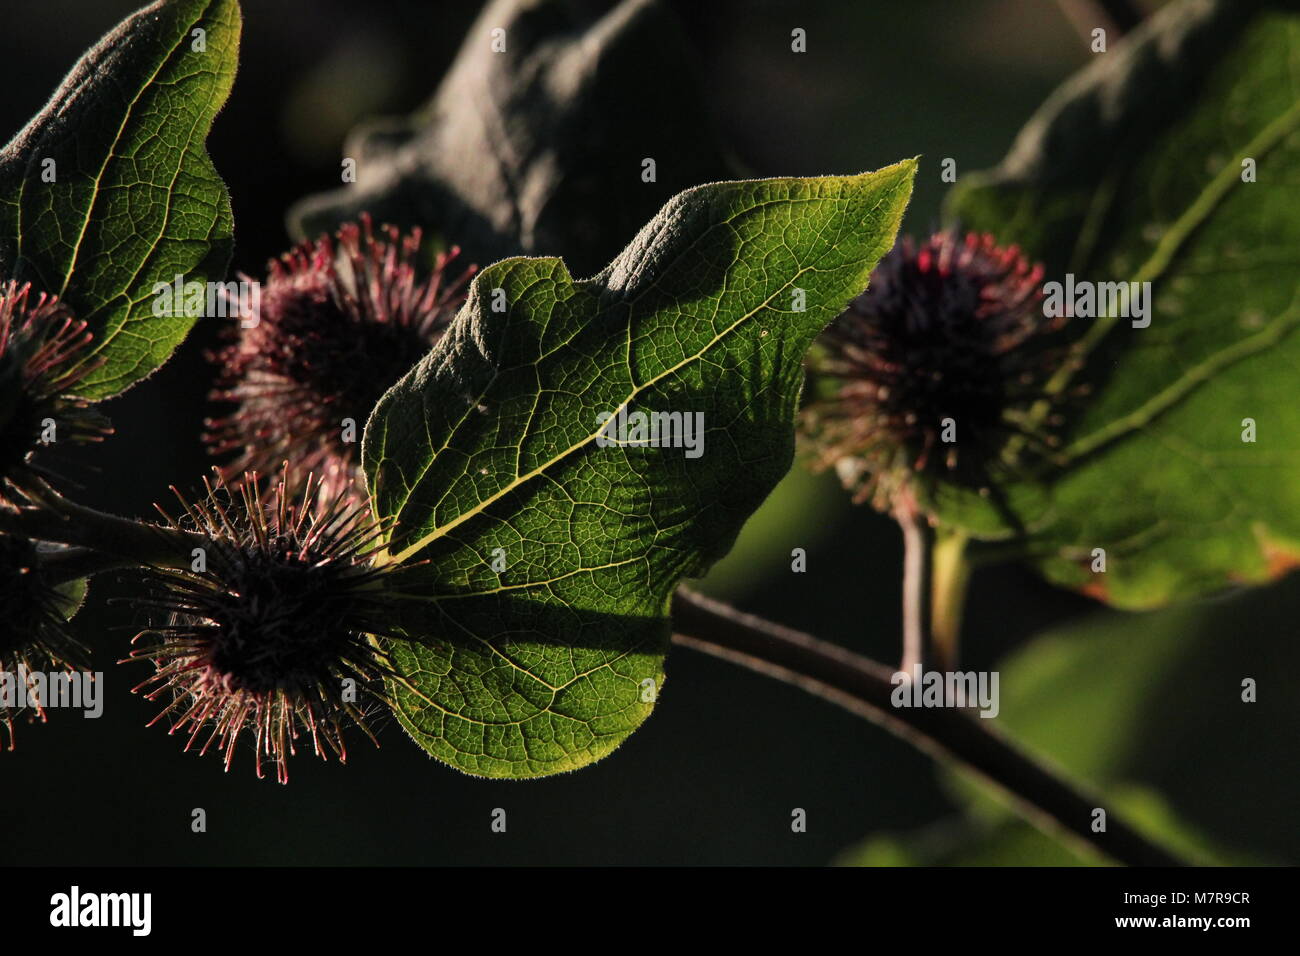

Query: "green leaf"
<box><xmin>52</xmin><ymin>577</ymin><xmax>89</xmax><ymax>622</ymax></box>
<box><xmin>838</xmin><ymin>787</ymin><xmax>1228</xmax><ymax>867</ymax></box>
<box><xmin>841</xmin><ymin>816</ymin><xmax>1091</xmax><ymax>866</ymax></box>
<box><xmin>942</xmin><ymin>0</ymin><xmax>1300</xmax><ymax>607</ymax></box>
<box><xmin>287</xmin><ymin>0</ymin><xmax>731</xmax><ymax>278</ymax></box>
<box><xmin>364</xmin><ymin>162</ymin><xmax>917</xmax><ymax>777</ymax></box>
<box><xmin>0</xmin><ymin>0</ymin><xmax>240</xmax><ymax>400</ymax></box>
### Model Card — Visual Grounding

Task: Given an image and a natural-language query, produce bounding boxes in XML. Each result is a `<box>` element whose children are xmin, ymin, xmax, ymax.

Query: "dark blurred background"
<box><xmin>2</xmin><ymin>0</ymin><xmax>1294</xmax><ymax>866</ymax></box>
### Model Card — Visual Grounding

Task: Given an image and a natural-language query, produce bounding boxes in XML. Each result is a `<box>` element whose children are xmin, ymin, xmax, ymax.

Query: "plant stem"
<box><xmin>896</xmin><ymin>499</ymin><xmax>933</xmax><ymax>674</ymax></box>
<box><xmin>670</xmin><ymin>588</ymin><xmax>1187</xmax><ymax>867</ymax></box>
<box><xmin>0</xmin><ymin>491</ymin><xmax>199</xmax><ymax>570</ymax></box>
<box><xmin>38</xmin><ymin>546</ymin><xmax>136</xmax><ymax>585</ymax></box>
<box><xmin>0</xmin><ymin>484</ymin><xmax>1185</xmax><ymax>865</ymax></box>
<box><xmin>930</xmin><ymin>529</ymin><xmax>972</xmax><ymax>672</ymax></box>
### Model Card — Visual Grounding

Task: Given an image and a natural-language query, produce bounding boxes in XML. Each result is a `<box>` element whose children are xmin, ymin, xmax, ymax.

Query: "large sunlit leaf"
<box><xmin>364</xmin><ymin>163</ymin><xmax>916</xmax><ymax>777</ymax></box>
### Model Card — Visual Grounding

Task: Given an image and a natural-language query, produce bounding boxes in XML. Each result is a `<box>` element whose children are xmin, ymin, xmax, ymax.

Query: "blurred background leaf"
<box><xmin>940</xmin><ymin>0</ymin><xmax>1300</xmax><ymax>608</ymax></box>
<box><xmin>287</xmin><ymin>0</ymin><xmax>732</xmax><ymax>277</ymax></box>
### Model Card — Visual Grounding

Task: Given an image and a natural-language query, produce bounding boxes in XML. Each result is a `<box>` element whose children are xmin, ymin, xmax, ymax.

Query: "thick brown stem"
<box><xmin>670</xmin><ymin>588</ymin><xmax>1187</xmax><ymax>867</ymax></box>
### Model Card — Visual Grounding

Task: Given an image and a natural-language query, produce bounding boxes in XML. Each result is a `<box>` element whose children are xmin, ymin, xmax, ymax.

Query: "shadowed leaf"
<box><xmin>288</xmin><ymin>0</ymin><xmax>730</xmax><ymax>277</ymax></box>
<box><xmin>942</xmin><ymin>0</ymin><xmax>1300</xmax><ymax>607</ymax></box>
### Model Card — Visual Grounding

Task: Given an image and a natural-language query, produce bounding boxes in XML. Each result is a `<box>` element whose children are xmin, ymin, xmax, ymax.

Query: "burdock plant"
<box><xmin>0</xmin><ymin>533</ymin><xmax>88</xmax><ymax>749</ymax></box>
<box><xmin>0</xmin><ymin>0</ymin><xmax>1292</xmax><ymax>872</ymax></box>
<box><xmin>128</xmin><ymin>469</ymin><xmax>408</xmax><ymax>783</ymax></box>
<box><xmin>0</xmin><ymin>281</ymin><xmax>110</xmax><ymax>501</ymax></box>
<box><xmin>801</xmin><ymin>230</ymin><xmax>1065</xmax><ymax>509</ymax></box>
<box><xmin>205</xmin><ymin>216</ymin><xmax>475</xmax><ymax>500</ymax></box>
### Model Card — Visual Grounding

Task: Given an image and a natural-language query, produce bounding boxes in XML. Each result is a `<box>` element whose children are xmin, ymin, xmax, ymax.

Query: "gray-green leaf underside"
<box><xmin>944</xmin><ymin>0</ymin><xmax>1300</xmax><ymax>608</ymax></box>
<box><xmin>364</xmin><ymin>163</ymin><xmax>916</xmax><ymax>777</ymax></box>
<box><xmin>0</xmin><ymin>0</ymin><xmax>240</xmax><ymax>399</ymax></box>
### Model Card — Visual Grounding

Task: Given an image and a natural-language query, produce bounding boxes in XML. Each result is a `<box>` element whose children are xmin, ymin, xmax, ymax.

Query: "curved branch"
<box><xmin>669</xmin><ymin>588</ymin><xmax>1186</xmax><ymax>867</ymax></box>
